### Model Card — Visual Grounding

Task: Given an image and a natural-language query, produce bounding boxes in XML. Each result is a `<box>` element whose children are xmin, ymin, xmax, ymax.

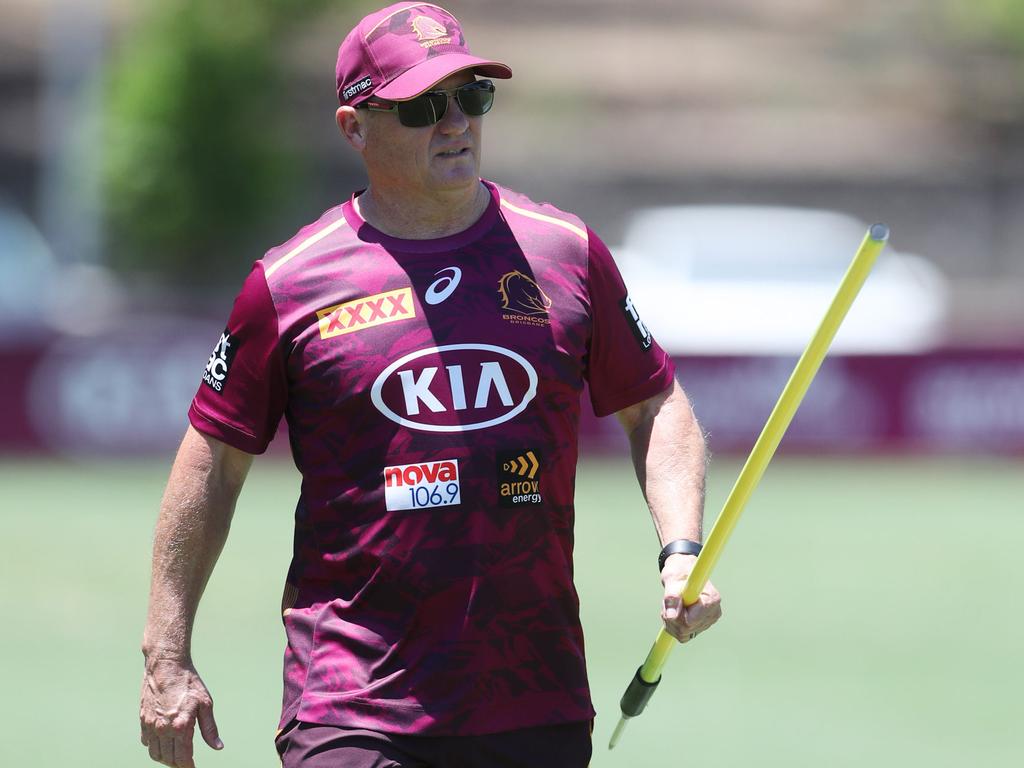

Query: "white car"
<box><xmin>0</xmin><ymin>203</ymin><xmax>124</xmax><ymax>340</ymax></box>
<box><xmin>612</xmin><ymin>206</ymin><xmax>949</xmax><ymax>355</ymax></box>
<box><xmin>0</xmin><ymin>203</ymin><xmax>57</xmax><ymax>340</ymax></box>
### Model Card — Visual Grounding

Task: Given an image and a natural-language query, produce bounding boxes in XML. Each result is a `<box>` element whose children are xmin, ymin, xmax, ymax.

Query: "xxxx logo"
<box><xmin>502</xmin><ymin>450</ymin><xmax>539</xmax><ymax>479</ymax></box>
<box><xmin>317</xmin><ymin>287</ymin><xmax>415</xmax><ymax>339</ymax></box>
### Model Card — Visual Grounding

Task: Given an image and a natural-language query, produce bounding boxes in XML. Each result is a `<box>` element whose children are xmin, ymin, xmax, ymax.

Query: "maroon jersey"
<box><xmin>189</xmin><ymin>180</ymin><xmax>675</xmax><ymax>735</ymax></box>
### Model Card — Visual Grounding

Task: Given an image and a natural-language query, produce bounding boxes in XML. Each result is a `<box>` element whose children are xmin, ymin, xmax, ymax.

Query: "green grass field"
<box><xmin>2</xmin><ymin>455</ymin><xmax>1022</xmax><ymax>766</ymax></box>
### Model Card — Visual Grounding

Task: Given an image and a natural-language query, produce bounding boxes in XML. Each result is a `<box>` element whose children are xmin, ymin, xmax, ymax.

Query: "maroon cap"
<box><xmin>336</xmin><ymin>2</ymin><xmax>512</xmax><ymax>106</ymax></box>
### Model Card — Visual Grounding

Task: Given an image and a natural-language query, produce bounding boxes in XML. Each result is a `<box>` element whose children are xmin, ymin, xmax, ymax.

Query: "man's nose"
<box><xmin>438</xmin><ymin>94</ymin><xmax>470</xmax><ymax>133</ymax></box>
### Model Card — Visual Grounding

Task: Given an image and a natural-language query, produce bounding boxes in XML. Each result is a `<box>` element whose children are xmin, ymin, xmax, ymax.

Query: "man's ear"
<box><xmin>337</xmin><ymin>106</ymin><xmax>367</xmax><ymax>151</ymax></box>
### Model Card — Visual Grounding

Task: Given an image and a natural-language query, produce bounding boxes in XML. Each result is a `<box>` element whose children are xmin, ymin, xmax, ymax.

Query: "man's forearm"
<box><xmin>143</xmin><ymin>427</ymin><xmax>251</xmax><ymax>660</ymax></box>
<box><xmin>619</xmin><ymin>380</ymin><xmax>707</xmax><ymax>545</ymax></box>
<box><xmin>617</xmin><ymin>380</ymin><xmax>722</xmax><ymax>643</ymax></box>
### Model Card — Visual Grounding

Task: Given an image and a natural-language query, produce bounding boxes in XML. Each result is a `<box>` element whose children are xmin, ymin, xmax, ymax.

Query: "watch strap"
<box><xmin>658</xmin><ymin>539</ymin><xmax>703</xmax><ymax>571</ymax></box>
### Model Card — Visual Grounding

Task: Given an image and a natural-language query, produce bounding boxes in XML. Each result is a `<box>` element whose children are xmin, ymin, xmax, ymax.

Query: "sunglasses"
<box><xmin>357</xmin><ymin>80</ymin><xmax>495</xmax><ymax>127</ymax></box>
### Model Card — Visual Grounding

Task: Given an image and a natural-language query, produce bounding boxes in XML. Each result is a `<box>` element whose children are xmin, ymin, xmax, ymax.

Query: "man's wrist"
<box><xmin>658</xmin><ymin>539</ymin><xmax>703</xmax><ymax>571</ymax></box>
<box><xmin>142</xmin><ymin>638</ymin><xmax>192</xmax><ymax>663</ymax></box>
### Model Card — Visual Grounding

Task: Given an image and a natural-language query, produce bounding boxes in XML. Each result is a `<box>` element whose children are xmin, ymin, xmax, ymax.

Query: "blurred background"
<box><xmin>1</xmin><ymin>1</ymin><xmax>1021</xmax><ymax>766</ymax></box>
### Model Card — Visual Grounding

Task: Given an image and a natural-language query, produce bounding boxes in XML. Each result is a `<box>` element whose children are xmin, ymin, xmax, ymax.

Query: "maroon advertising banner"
<box><xmin>2</xmin><ymin>316</ymin><xmax>1022</xmax><ymax>457</ymax></box>
<box><xmin>582</xmin><ymin>351</ymin><xmax>1024</xmax><ymax>455</ymax></box>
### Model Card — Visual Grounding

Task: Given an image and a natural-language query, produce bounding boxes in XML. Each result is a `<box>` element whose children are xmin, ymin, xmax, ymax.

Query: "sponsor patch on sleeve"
<box><xmin>621</xmin><ymin>294</ymin><xmax>653</xmax><ymax>350</ymax></box>
<box><xmin>497</xmin><ymin>449</ymin><xmax>543</xmax><ymax>506</ymax></box>
<box><xmin>384</xmin><ymin>459</ymin><xmax>461</xmax><ymax>511</ymax></box>
<box><xmin>202</xmin><ymin>328</ymin><xmax>236</xmax><ymax>393</ymax></box>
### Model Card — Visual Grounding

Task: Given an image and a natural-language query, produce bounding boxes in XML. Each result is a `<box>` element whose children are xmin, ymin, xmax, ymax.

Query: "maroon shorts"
<box><xmin>275</xmin><ymin>719</ymin><xmax>593</xmax><ymax>768</ymax></box>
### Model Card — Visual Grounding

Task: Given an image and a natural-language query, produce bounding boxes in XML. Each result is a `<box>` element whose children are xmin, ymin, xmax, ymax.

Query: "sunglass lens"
<box><xmin>397</xmin><ymin>92</ymin><xmax>447</xmax><ymax>127</ymax></box>
<box><xmin>456</xmin><ymin>85</ymin><xmax>494</xmax><ymax>117</ymax></box>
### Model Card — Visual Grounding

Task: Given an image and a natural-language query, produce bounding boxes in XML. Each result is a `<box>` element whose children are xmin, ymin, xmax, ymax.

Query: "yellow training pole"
<box><xmin>609</xmin><ymin>224</ymin><xmax>890</xmax><ymax>751</ymax></box>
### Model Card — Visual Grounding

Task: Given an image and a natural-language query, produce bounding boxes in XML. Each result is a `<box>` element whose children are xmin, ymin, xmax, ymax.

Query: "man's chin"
<box><xmin>430</xmin><ymin>168</ymin><xmax>481</xmax><ymax>193</ymax></box>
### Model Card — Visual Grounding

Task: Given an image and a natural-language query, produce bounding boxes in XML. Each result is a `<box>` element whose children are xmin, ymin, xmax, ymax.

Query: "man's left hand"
<box><xmin>660</xmin><ymin>553</ymin><xmax>722</xmax><ymax>642</ymax></box>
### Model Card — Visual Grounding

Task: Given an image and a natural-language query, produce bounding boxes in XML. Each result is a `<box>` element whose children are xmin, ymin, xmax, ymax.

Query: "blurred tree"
<box><xmin>985</xmin><ymin>1</ymin><xmax>1024</xmax><ymax>49</ymax></box>
<box><xmin>941</xmin><ymin>0</ymin><xmax>1024</xmax><ymax>128</ymax></box>
<box><xmin>946</xmin><ymin>0</ymin><xmax>1024</xmax><ymax>52</ymax></box>
<box><xmin>103</xmin><ymin>0</ymin><xmax>346</xmax><ymax>287</ymax></box>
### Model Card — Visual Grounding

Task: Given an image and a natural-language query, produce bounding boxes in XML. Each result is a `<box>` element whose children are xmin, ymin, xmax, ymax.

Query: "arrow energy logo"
<box><xmin>497</xmin><ymin>449</ymin><xmax>543</xmax><ymax>506</ymax></box>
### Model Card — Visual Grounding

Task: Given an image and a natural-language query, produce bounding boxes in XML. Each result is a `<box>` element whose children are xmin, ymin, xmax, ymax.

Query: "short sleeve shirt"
<box><xmin>189</xmin><ymin>180</ymin><xmax>675</xmax><ymax>735</ymax></box>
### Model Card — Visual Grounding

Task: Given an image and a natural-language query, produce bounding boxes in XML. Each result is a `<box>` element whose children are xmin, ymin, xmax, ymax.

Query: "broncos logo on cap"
<box><xmin>412</xmin><ymin>15</ymin><xmax>449</xmax><ymax>42</ymax></box>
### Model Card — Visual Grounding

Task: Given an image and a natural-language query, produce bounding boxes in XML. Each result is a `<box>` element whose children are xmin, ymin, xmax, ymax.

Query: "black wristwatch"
<box><xmin>658</xmin><ymin>539</ymin><xmax>703</xmax><ymax>571</ymax></box>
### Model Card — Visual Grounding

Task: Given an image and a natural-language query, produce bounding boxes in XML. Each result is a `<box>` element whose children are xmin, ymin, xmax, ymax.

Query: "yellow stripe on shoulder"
<box><xmin>264</xmin><ymin>218</ymin><xmax>349</xmax><ymax>280</ymax></box>
<box><xmin>499</xmin><ymin>197</ymin><xmax>588</xmax><ymax>243</ymax></box>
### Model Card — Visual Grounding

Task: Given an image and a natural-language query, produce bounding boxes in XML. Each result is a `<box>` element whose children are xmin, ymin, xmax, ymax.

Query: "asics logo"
<box><xmin>424</xmin><ymin>267</ymin><xmax>462</xmax><ymax>305</ymax></box>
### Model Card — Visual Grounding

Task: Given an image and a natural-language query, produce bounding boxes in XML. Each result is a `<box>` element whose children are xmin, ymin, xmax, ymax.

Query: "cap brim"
<box><xmin>374</xmin><ymin>54</ymin><xmax>512</xmax><ymax>101</ymax></box>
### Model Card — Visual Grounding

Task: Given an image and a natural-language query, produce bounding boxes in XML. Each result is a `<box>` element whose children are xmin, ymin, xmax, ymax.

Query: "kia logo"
<box><xmin>371</xmin><ymin>344</ymin><xmax>538</xmax><ymax>432</ymax></box>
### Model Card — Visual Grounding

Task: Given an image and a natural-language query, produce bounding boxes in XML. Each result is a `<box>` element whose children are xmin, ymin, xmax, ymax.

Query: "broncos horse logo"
<box><xmin>412</xmin><ymin>15</ymin><xmax>450</xmax><ymax>44</ymax></box>
<box><xmin>498</xmin><ymin>270</ymin><xmax>552</xmax><ymax>317</ymax></box>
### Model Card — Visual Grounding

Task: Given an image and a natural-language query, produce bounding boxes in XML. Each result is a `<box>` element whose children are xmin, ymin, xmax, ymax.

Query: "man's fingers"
<box><xmin>172</xmin><ymin>741</ymin><xmax>193</xmax><ymax>768</ymax></box>
<box><xmin>682</xmin><ymin>604</ymin><xmax>705</xmax><ymax>633</ymax></box>
<box><xmin>197</xmin><ymin>701</ymin><xmax>224</xmax><ymax>750</ymax></box>
<box><xmin>661</xmin><ymin>577</ymin><xmax>723</xmax><ymax>643</ymax></box>
<box><xmin>171</xmin><ymin>720</ymin><xmax>194</xmax><ymax>768</ymax></box>
<box><xmin>158</xmin><ymin>734</ymin><xmax>176</xmax><ymax>766</ymax></box>
<box><xmin>662</xmin><ymin>578</ymin><xmax>685</xmax><ymax>620</ymax></box>
<box><xmin>662</xmin><ymin>617</ymin><xmax>695</xmax><ymax>643</ymax></box>
<box><xmin>683</xmin><ymin>592</ymin><xmax>723</xmax><ymax>632</ymax></box>
<box><xmin>663</xmin><ymin>595</ymin><xmax>681</xmax><ymax>620</ymax></box>
<box><xmin>140</xmin><ymin>664</ymin><xmax>220</xmax><ymax>765</ymax></box>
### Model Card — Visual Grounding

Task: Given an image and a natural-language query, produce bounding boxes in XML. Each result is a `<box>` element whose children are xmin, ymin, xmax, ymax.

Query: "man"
<box><xmin>140</xmin><ymin>3</ymin><xmax>722</xmax><ymax>767</ymax></box>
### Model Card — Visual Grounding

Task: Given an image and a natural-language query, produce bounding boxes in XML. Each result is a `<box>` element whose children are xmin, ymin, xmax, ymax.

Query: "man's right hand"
<box><xmin>140</xmin><ymin>656</ymin><xmax>223</xmax><ymax>768</ymax></box>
